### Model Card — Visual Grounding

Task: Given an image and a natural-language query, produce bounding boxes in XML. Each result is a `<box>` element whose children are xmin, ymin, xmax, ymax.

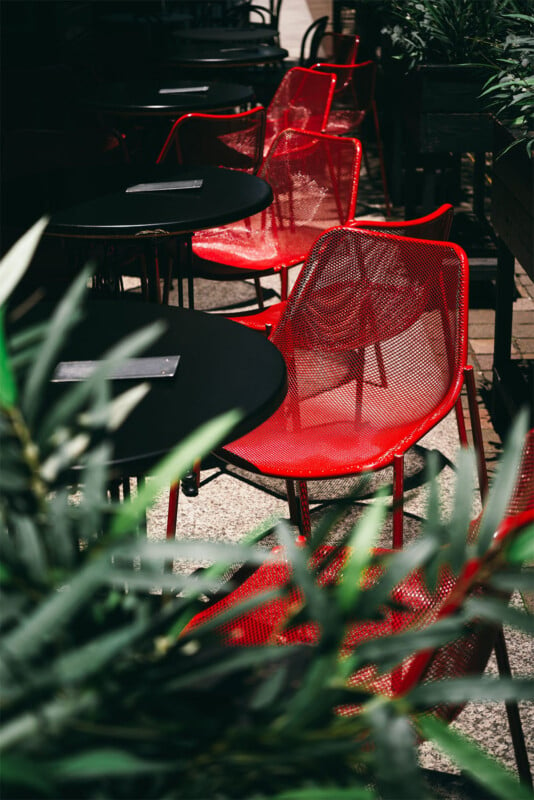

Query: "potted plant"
<box><xmin>1</xmin><ymin>224</ymin><xmax>533</xmax><ymax>799</ymax></box>
<box><xmin>380</xmin><ymin>0</ymin><xmax>529</xmax><ymax>212</ymax></box>
<box><xmin>479</xmin><ymin>12</ymin><xmax>534</xmax><ymax>431</ymax></box>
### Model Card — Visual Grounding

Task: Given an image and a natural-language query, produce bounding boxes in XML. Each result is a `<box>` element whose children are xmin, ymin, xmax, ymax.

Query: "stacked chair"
<box><xmin>190</xmin><ymin>128</ymin><xmax>362</xmax><ymax>307</ymax></box>
<box><xmin>156</xmin><ymin>107</ymin><xmax>266</xmax><ymax>175</ymax></box>
<box><xmin>263</xmin><ymin>66</ymin><xmax>337</xmax><ymax>154</ymax></box>
<box><xmin>154</xmin><ymin>107</ymin><xmax>266</xmax><ymax>304</ymax></box>
<box><xmin>164</xmin><ymin>129</ymin><xmax>362</xmax><ymax>527</ymax></box>
<box><xmin>316</xmin><ymin>31</ymin><xmax>360</xmax><ymax>65</ymax></box>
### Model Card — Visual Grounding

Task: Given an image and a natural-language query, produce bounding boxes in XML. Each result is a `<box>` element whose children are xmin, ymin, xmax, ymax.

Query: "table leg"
<box><xmin>172</xmin><ymin>234</ymin><xmax>195</xmax><ymax>309</ymax></box>
<box><xmin>142</xmin><ymin>239</ymin><xmax>163</xmax><ymax>303</ymax></box>
<box><xmin>168</xmin><ymin>236</ymin><xmax>194</xmax><ymax>308</ymax></box>
<box><xmin>184</xmin><ymin>234</ymin><xmax>195</xmax><ymax>309</ymax></box>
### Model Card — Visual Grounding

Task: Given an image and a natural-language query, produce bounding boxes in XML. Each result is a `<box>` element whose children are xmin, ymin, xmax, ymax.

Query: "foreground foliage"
<box><xmin>1</xmin><ymin>224</ymin><xmax>533</xmax><ymax>799</ymax></box>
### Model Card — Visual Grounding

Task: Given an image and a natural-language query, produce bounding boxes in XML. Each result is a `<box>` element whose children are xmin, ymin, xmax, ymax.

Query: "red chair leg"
<box><xmin>454</xmin><ymin>395</ymin><xmax>468</xmax><ymax>447</ymax></box>
<box><xmin>280</xmin><ymin>267</ymin><xmax>289</xmax><ymax>301</ymax></box>
<box><xmin>297</xmin><ymin>479</ymin><xmax>311</xmax><ymax>542</ymax></box>
<box><xmin>166</xmin><ymin>482</ymin><xmax>180</xmax><ymax>540</ymax></box>
<box><xmin>464</xmin><ymin>365</ymin><xmax>489</xmax><ymax>501</ymax></box>
<box><xmin>393</xmin><ymin>454</ymin><xmax>404</xmax><ymax>548</ymax></box>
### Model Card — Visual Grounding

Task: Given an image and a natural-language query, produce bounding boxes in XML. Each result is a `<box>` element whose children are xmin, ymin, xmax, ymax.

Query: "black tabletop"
<box><xmin>168</xmin><ymin>42</ymin><xmax>288</xmax><ymax>66</ymax></box>
<box><xmin>82</xmin><ymin>80</ymin><xmax>255</xmax><ymax>116</ymax></box>
<box><xmin>45</xmin><ymin>165</ymin><xmax>273</xmax><ymax>239</ymax></box>
<box><xmin>26</xmin><ymin>300</ymin><xmax>287</xmax><ymax>475</ymax></box>
<box><xmin>173</xmin><ymin>27</ymin><xmax>278</xmax><ymax>44</ymax></box>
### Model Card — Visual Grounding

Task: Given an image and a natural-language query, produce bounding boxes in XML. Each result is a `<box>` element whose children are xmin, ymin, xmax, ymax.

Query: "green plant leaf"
<box><xmin>490</xmin><ymin>568</ymin><xmax>534</xmax><ymax>593</ymax></box>
<box><xmin>337</xmin><ymin>494</ymin><xmax>387</xmax><ymax>613</ymax></box>
<box><xmin>168</xmin><ymin>644</ymin><xmax>298</xmax><ymax>692</ymax></box>
<box><xmin>274</xmin><ymin>787</ymin><xmax>376</xmax><ymax>800</ymax></box>
<box><xmin>250</xmin><ymin>663</ymin><xmax>288</xmax><ymax>710</ymax></box>
<box><xmin>110</xmin><ymin>410</ymin><xmax>241</xmax><ymax>538</ymax></box>
<box><xmin>21</xmin><ymin>267</ymin><xmax>90</xmax><ymax>424</ymax></box>
<box><xmin>0</xmin><ymin>217</ymin><xmax>49</xmax><ymax>308</ymax></box>
<box><xmin>367</xmin><ymin>702</ymin><xmax>428</xmax><ymax>800</ymax></box>
<box><xmin>0</xmin><ymin>754</ymin><xmax>54</xmax><ymax>796</ymax></box>
<box><xmin>464</xmin><ymin>596</ymin><xmax>534</xmax><ymax>634</ymax></box>
<box><xmin>37</xmin><ymin>317</ymin><xmax>164</xmax><ymax>445</ymax></box>
<box><xmin>0</xmin><ymin>560</ymin><xmax>104</xmax><ymax>677</ymax></box>
<box><xmin>410</xmin><ymin>676</ymin><xmax>534</xmax><ymax>705</ymax></box>
<box><xmin>418</xmin><ymin>715</ymin><xmax>533</xmax><ymax>800</ymax></box>
<box><xmin>448</xmin><ymin>446</ymin><xmax>476</xmax><ymax>573</ymax></box>
<box><xmin>506</xmin><ymin>524</ymin><xmax>534</xmax><ymax>564</ymax></box>
<box><xmin>0</xmin><ymin>309</ymin><xmax>17</xmax><ymax>408</ymax></box>
<box><xmin>476</xmin><ymin>410</ymin><xmax>529</xmax><ymax>556</ymax></box>
<box><xmin>50</xmin><ymin>748</ymin><xmax>171</xmax><ymax>780</ymax></box>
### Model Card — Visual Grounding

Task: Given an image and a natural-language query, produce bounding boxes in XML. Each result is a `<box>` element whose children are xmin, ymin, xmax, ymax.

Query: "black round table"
<box><xmin>168</xmin><ymin>42</ymin><xmax>288</xmax><ymax>68</ymax></box>
<box><xmin>32</xmin><ymin>300</ymin><xmax>287</xmax><ymax>477</ymax></box>
<box><xmin>82</xmin><ymin>80</ymin><xmax>256</xmax><ymax>118</ymax></box>
<box><xmin>45</xmin><ymin>165</ymin><xmax>273</xmax><ymax>306</ymax></box>
<box><xmin>173</xmin><ymin>27</ymin><xmax>279</xmax><ymax>45</ymax></box>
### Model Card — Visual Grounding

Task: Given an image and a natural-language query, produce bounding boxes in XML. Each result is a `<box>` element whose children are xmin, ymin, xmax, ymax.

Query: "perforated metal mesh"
<box><xmin>186</xmin><ymin>433</ymin><xmax>534</xmax><ymax>720</ymax></box>
<box><xmin>315</xmin><ymin>32</ymin><xmax>360</xmax><ymax>66</ymax></box>
<box><xmin>157</xmin><ymin>109</ymin><xmax>266</xmax><ymax>174</ymax></box>
<box><xmin>192</xmin><ymin>129</ymin><xmax>361</xmax><ymax>276</ymax></box>
<box><xmin>222</xmin><ymin>227</ymin><xmax>468</xmax><ymax>478</ymax></box>
<box><xmin>353</xmin><ymin>204</ymin><xmax>454</xmax><ymax>242</ymax></box>
<box><xmin>264</xmin><ymin>68</ymin><xmax>336</xmax><ymax>154</ymax></box>
<box><xmin>313</xmin><ymin>62</ymin><xmax>376</xmax><ymax>137</ymax></box>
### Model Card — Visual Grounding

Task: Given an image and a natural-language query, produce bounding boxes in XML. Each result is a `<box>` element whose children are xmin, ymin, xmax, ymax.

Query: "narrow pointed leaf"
<box><xmin>0</xmin><ymin>217</ymin><xmax>49</xmax><ymax>308</ymax></box>
<box><xmin>418</xmin><ymin>715</ymin><xmax>533</xmax><ymax>800</ymax></box>
<box><xmin>110</xmin><ymin>410</ymin><xmax>241</xmax><ymax>537</ymax></box>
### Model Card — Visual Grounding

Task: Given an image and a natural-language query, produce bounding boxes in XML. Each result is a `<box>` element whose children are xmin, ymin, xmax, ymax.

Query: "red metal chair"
<box><xmin>263</xmin><ymin>67</ymin><xmax>336</xmax><ymax>155</ymax></box>
<box><xmin>316</xmin><ymin>31</ymin><xmax>360</xmax><ymax>65</ymax></box>
<box><xmin>185</xmin><ymin>430</ymin><xmax>534</xmax><ymax>785</ymax></box>
<box><xmin>156</xmin><ymin>107</ymin><xmax>266</xmax><ymax>175</ymax></box>
<box><xmin>215</xmin><ymin>226</ymin><xmax>487</xmax><ymax>547</ymax></box>
<box><xmin>227</xmin><ymin>204</ymin><xmax>455</xmax><ymax>341</ymax></box>
<box><xmin>190</xmin><ymin>128</ymin><xmax>362</xmax><ymax>308</ymax></box>
<box><xmin>312</xmin><ymin>61</ymin><xmax>392</xmax><ymax>216</ymax></box>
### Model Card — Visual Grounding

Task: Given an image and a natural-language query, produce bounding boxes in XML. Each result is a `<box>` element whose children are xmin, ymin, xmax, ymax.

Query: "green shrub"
<box><xmin>1</xmin><ymin>223</ymin><xmax>533</xmax><ymax>799</ymax></box>
<box><xmin>381</xmin><ymin>0</ymin><xmax>530</xmax><ymax>71</ymax></box>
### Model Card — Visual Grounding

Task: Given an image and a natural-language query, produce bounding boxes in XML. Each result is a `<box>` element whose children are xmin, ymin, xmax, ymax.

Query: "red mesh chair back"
<box><xmin>192</xmin><ymin>129</ymin><xmax>362</xmax><ymax>297</ymax></box>
<box><xmin>316</xmin><ymin>32</ymin><xmax>360</xmax><ymax>65</ymax></box>
<box><xmin>259</xmin><ymin>127</ymin><xmax>360</xmax><ymax>239</ymax></box>
<box><xmin>228</xmin><ymin>205</ymin><xmax>455</xmax><ymax>335</ymax></box>
<box><xmin>156</xmin><ymin>107</ymin><xmax>266</xmax><ymax>174</ymax></box>
<box><xmin>264</xmin><ymin>67</ymin><xmax>336</xmax><ymax>154</ymax></box>
<box><xmin>313</xmin><ymin>61</ymin><xmax>376</xmax><ymax>131</ymax></box>
<box><xmin>222</xmin><ymin>227</ymin><xmax>468</xmax><ymax>478</ymax></box>
<box><xmin>353</xmin><ymin>204</ymin><xmax>454</xmax><ymax>241</ymax></box>
<box><xmin>312</xmin><ymin>61</ymin><xmax>391</xmax><ymax>216</ymax></box>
